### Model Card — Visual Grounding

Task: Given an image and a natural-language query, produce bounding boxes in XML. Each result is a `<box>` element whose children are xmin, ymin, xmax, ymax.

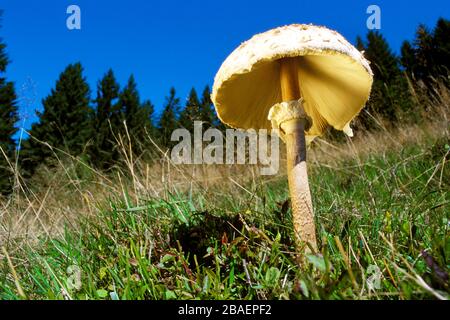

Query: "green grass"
<box><xmin>1</xmin><ymin>136</ymin><xmax>449</xmax><ymax>300</ymax></box>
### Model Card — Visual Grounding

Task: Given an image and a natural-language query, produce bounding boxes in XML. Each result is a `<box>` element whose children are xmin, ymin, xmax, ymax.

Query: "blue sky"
<box><xmin>1</xmin><ymin>0</ymin><xmax>449</xmax><ymax>138</ymax></box>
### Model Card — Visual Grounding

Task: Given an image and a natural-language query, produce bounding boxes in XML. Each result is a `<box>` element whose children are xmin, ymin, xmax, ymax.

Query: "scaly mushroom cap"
<box><xmin>211</xmin><ymin>24</ymin><xmax>373</xmax><ymax>142</ymax></box>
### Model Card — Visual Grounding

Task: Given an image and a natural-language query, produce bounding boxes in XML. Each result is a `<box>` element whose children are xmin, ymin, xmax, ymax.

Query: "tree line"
<box><xmin>18</xmin><ymin>66</ymin><xmax>219</xmax><ymax>176</ymax></box>
<box><xmin>355</xmin><ymin>18</ymin><xmax>450</xmax><ymax>128</ymax></box>
<box><xmin>0</xmin><ymin>15</ymin><xmax>449</xmax><ymax>194</ymax></box>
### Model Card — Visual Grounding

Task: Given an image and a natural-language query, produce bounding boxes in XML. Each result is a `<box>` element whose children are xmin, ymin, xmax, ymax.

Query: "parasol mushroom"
<box><xmin>211</xmin><ymin>24</ymin><xmax>373</xmax><ymax>252</ymax></box>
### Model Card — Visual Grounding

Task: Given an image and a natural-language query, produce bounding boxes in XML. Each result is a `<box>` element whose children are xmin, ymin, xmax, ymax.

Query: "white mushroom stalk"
<box><xmin>211</xmin><ymin>24</ymin><xmax>373</xmax><ymax>254</ymax></box>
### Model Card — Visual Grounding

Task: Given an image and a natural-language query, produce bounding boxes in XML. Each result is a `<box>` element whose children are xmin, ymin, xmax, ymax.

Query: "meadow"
<box><xmin>0</xmin><ymin>85</ymin><xmax>449</xmax><ymax>300</ymax></box>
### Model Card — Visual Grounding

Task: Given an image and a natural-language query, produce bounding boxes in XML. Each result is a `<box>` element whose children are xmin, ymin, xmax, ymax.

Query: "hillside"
<box><xmin>1</xmin><ymin>102</ymin><xmax>448</xmax><ymax>300</ymax></box>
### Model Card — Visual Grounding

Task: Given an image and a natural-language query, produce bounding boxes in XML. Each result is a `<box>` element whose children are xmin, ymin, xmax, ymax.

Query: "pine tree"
<box><xmin>179</xmin><ymin>87</ymin><xmax>201</xmax><ymax>132</ymax></box>
<box><xmin>432</xmin><ymin>18</ymin><xmax>450</xmax><ymax>77</ymax></box>
<box><xmin>141</xmin><ymin>99</ymin><xmax>156</xmax><ymax>138</ymax></box>
<box><xmin>413</xmin><ymin>25</ymin><xmax>435</xmax><ymax>81</ymax></box>
<box><xmin>357</xmin><ymin>31</ymin><xmax>411</xmax><ymax>126</ymax></box>
<box><xmin>90</xmin><ymin>69</ymin><xmax>121</xmax><ymax>170</ymax></box>
<box><xmin>401</xmin><ymin>18</ymin><xmax>450</xmax><ymax>88</ymax></box>
<box><xmin>364</xmin><ymin>31</ymin><xmax>401</xmax><ymax>83</ymax></box>
<box><xmin>158</xmin><ymin>87</ymin><xmax>180</xmax><ymax>148</ymax></box>
<box><xmin>20</xmin><ymin>63</ymin><xmax>91</xmax><ymax>177</ymax></box>
<box><xmin>118</xmin><ymin>75</ymin><xmax>155</xmax><ymax>154</ymax></box>
<box><xmin>413</xmin><ymin>19</ymin><xmax>450</xmax><ymax>81</ymax></box>
<box><xmin>400</xmin><ymin>40</ymin><xmax>417</xmax><ymax>76</ymax></box>
<box><xmin>355</xmin><ymin>36</ymin><xmax>365</xmax><ymax>52</ymax></box>
<box><xmin>199</xmin><ymin>85</ymin><xmax>219</xmax><ymax>128</ymax></box>
<box><xmin>0</xmin><ymin>25</ymin><xmax>18</xmax><ymax>194</ymax></box>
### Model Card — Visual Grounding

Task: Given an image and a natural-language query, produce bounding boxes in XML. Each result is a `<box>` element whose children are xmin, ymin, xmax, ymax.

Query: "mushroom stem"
<box><xmin>280</xmin><ymin>57</ymin><xmax>301</xmax><ymax>101</ymax></box>
<box><xmin>281</xmin><ymin>118</ymin><xmax>317</xmax><ymax>252</ymax></box>
<box><xmin>279</xmin><ymin>57</ymin><xmax>318</xmax><ymax>252</ymax></box>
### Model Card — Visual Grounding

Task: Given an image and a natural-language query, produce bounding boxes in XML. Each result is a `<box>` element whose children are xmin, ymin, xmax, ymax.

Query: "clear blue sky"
<box><xmin>1</xmin><ymin>0</ymin><xmax>449</xmax><ymax>138</ymax></box>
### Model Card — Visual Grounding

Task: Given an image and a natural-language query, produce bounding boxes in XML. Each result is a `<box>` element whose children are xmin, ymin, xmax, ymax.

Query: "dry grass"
<box><xmin>0</xmin><ymin>83</ymin><xmax>449</xmax><ymax>299</ymax></box>
<box><xmin>0</xmin><ymin>81</ymin><xmax>449</xmax><ymax>256</ymax></box>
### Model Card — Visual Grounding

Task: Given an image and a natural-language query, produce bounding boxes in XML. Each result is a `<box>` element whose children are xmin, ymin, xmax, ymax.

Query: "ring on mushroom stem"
<box><xmin>211</xmin><ymin>24</ymin><xmax>373</xmax><ymax>256</ymax></box>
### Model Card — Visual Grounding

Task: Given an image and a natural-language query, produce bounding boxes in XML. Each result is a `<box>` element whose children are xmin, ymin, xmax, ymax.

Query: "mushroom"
<box><xmin>211</xmin><ymin>24</ymin><xmax>373</xmax><ymax>252</ymax></box>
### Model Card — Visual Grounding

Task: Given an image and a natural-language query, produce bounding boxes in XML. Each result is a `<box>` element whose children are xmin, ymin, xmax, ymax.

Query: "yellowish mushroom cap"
<box><xmin>211</xmin><ymin>24</ymin><xmax>373</xmax><ymax>141</ymax></box>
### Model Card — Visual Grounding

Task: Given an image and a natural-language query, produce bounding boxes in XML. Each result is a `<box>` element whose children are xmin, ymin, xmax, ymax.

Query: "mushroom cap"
<box><xmin>211</xmin><ymin>24</ymin><xmax>373</xmax><ymax>141</ymax></box>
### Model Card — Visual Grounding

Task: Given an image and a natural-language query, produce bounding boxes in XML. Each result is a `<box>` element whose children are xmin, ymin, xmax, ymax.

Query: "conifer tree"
<box><xmin>357</xmin><ymin>31</ymin><xmax>410</xmax><ymax>125</ymax></box>
<box><xmin>432</xmin><ymin>18</ymin><xmax>450</xmax><ymax>77</ymax></box>
<box><xmin>355</xmin><ymin>36</ymin><xmax>365</xmax><ymax>52</ymax></box>
<box><xmin>364</xmin><ymin>31</ymin><xmax>400</xmax><ymax>83</ymax></box>
<box><xmin>179</xmin><ymin>88</ymin><xmax>201</xmax><ymax>132</ymax></box>
<box><xmin>158</xmin><ymin>87</ymin><xmax>180</xmax><ymax>148</ymax></box>
<box><xmin>199</xmin><ymin>85</ymin><xmax>219</xmax><ymax>128</ymax></box>
<box><xmin>400</xmin><ymin>18</ymin><xmax>450</xmax><ymax>90</ymax></box>
<box><xmin>141</xmin><ymin>99</ymin><xmax>156</xmax><ymax>138</ymax></box>
<box><xmin>413</xmin><ymin>25</ymin><xmax>435</xmax><ymax>81</ymax></box>
<box><xmin>118</xmin><ymin>75</ymin><xmax>155</xmax><ymax>154</ymax></box>
<box><xmin>400</xmin><ymin>40</ymin><xmax>417</xmax><ymax>76</ymax></box>
<box><xmin>90</xmin><ymin>69</ymin><xmax>121</xmax><ymax>170</ymax></box>
<box><xmin>404</xmin><ymin>19</ymin><xmax>450</xmax><ymax>82</ymax></box>
<box><xmin>0</xmin><ymin>22</ymin><xmax>18</xmax><ymax>194</ymax></box>
<box><xmin>20</xmin><ymin>63</ymin><xmax>91</xmax><ymax>176</ymax></box>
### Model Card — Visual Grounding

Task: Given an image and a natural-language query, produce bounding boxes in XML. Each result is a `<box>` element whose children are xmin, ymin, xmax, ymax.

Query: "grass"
<box><xmin>0</xmin><ymin>124</ymin><xmax>448</xmax><ymax>300</ymax></box>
